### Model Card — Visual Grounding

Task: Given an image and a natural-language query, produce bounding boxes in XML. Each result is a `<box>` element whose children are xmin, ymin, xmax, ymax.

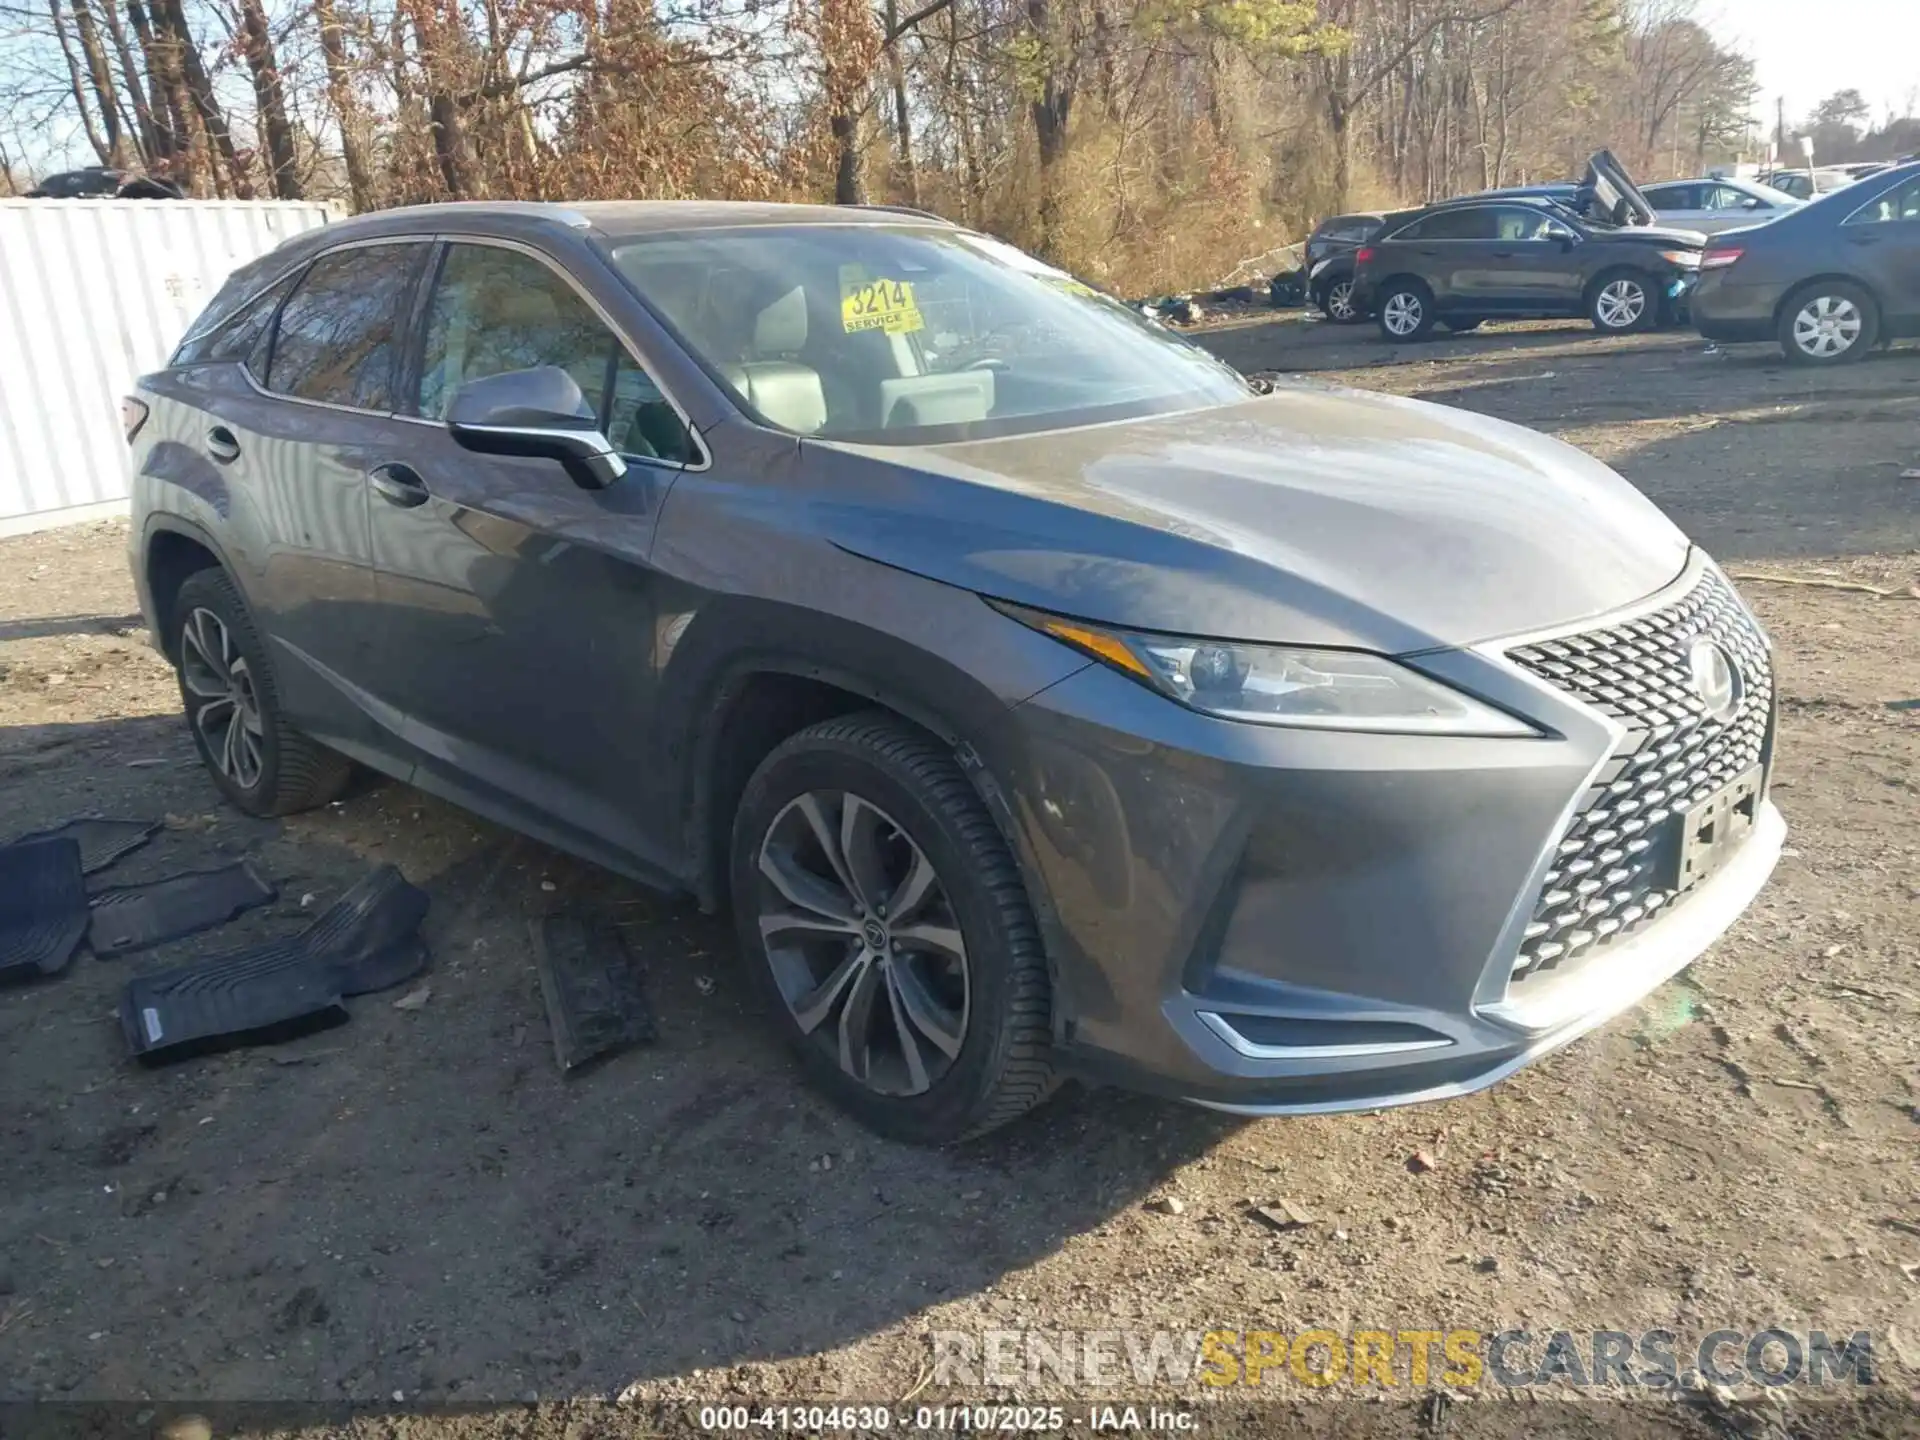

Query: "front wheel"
<box><xmin>1377</xmin><ymin>283</ymin><xmax>1435</xmax><ymax>342</ymax></box>
<box><xmin>1589</xmin><ymin>271</ymin><xmax>1652</xmax><ymax>333</ymax></box>
<box><xmin>730</xmin><ymin>712</ymin><xmax>1055</xmax><ymax>1144</ymax></box>
<box><xmin>1779</xmin><ymin>282</ymin><xmax>1878</xmax><ymax>365</ymax></box>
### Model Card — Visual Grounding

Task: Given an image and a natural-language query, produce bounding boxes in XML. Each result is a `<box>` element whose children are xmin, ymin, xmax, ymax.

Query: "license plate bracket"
<box><xmin>1664</xmin><ymin>766</ymin><xmax>1763</xmax><ymax>894</ymax></box>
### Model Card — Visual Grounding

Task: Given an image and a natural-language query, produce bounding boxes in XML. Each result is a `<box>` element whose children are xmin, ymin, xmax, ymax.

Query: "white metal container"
<box><xmin>0</xmin><ymin>198</ymin><xmax>332</xmax><ymax>534</ymax></box>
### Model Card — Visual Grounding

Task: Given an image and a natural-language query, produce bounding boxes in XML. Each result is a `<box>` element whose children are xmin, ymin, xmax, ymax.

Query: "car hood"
<box><xmin>819</xmin><ymin>385</ymin><xmax>1689</xmax><ymax>653</ymax></box>
<box><xmin>1583</xmin><ymin>149</ymin><xmax>1658</xmax><ymax>226</ymax></box>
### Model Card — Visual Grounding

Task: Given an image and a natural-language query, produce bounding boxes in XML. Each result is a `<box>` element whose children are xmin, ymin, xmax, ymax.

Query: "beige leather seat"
<box><xmin>719</xmin><ymin>286</ymin><xmax>828</xmax><ymax>434</ymax></box>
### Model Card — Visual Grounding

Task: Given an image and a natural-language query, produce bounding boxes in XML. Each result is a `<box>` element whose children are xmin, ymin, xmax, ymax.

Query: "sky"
<box><xmin>1711</xmin><ymin>0</ymin><xmax>1920</xmax><ymax>138</ymax></box>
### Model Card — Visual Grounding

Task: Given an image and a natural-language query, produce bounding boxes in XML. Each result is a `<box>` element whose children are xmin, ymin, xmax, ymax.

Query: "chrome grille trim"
<box><xmin>1503</xmin><ymin>567</ymin><xmax>1773</xmax><ymax>985</ymax></box>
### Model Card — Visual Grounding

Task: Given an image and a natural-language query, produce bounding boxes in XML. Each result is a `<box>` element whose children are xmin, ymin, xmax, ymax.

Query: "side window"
<box><xmin>416</xmin><ymin>244</ymin><xmax>697</xmax><ymax>463</ymax></box>
<box><xmin>1846</xmin><ymin>177</ymin><xmax>1920</xmax><ymax>225</ymax></box>
<box><xmin>1644</xmin><ymin>184</ymin><xmax>1693</xmax><ymax>210</ymax></box>
<box><xmin>1418</xmin><ymin>208</ymin><xmax>1499</xmax><ymax>240</ymax></box>
<box><xmin>266</xmin><ymin>243</ymin><xmax>424</xmax><ymax>409</ymax></box>
<box><xmin>1701</xmin><ymin>185</ymin><xmax>1746</xmax><ymax>211</ymax></box>
<box><xmin>1493</xmin><ymin>207</ymin><xmax>1549</xmax><ymax>241</ymax></box>
<box><xmin>1386</xmin><ymin>217</ymin><xmax>1427</xmax><ymax>241</ymax></box>
<box><xmin>173</xmin><ymin>275</ymin><xmax>292</xmax><ymax>370</ymax></box>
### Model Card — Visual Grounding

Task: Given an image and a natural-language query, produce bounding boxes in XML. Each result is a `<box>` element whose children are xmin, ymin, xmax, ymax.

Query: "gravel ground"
<box><xmin>1</xmin><ymin>316</ymin><xmax>1916</xmax><ymax>1437</ymax></box>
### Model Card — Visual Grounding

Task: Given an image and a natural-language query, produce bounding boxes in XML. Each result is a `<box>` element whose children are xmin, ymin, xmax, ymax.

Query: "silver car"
<box><xmin>1640</xmin><ymin>176</ymin><xmax>1804</xmax><ymax>235</ymax></box>
<box><xmin>124</xmin><ymin>201</ymin><xmax>1785</xmax><ymax>1142</ymax></box>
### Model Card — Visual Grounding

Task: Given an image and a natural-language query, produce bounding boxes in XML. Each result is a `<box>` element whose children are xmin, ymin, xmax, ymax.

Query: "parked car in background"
<box><xmin>1757</xmin><ymin>168</ymin><xmax>1858</xmax><ymax>201</ymax></box>
<box><xmin>125</xmin><ymin>198</ymin><xmax>1784</xmax><ymax>1140</ymax></box>
<box><xmin>1638</xmin><ymin>176</ymin><xmax>1803</xmax><ymax>235</ymax></box>
<box><xmin>1301</xmin><ymin>209</ymin><xmax>1419</xmax><ymax>322</ymax></box>
<box><xmin>1353</xmin><ymin>190</ymin><xmax>1705</xmax><ymax>341</ymax></box>
<box><xmin>1693</xmin><ymin>160</ymin><xmax>1920</xmax><ymax>364</ymax></box>
<box><xmin>24</xmin><ymin>166</ymin><xmax>185</xmax><ymax>199</ymax></box>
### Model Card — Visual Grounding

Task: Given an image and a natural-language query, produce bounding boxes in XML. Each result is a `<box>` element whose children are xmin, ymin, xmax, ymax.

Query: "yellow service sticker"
<box><xmin>841</xmin><ymin>276</ymin><xmax>924</xmax><ymax>334</ymax></box>
<box><xmin>1046</xmin><ymin>276</ymin><xmax>1098</xmax><ymax>298</ymax></box>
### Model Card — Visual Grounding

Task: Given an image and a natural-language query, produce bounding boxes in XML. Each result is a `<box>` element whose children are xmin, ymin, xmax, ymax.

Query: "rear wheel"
<box><xmin>1778</xmin><ymin>282</ymin><xmax>1877</xmax><ymax>365</ymax></box>
<box><xmin>171</xmin><ymin>568</ymin><xmax>353</xmax><ymax>817</ymax></box>
<box><xmin>730</xmin><ymin>712</ymin><xmax>1055</xmax><ymax>1144</ymax></box>
<box><xmin>1377</xmin><ymin>282</ymin><xmax>1434</xmax><ymax>342</ymax></box>
<box><xmin>1588</xmin><ymin>270</ymin><xmax>1653</xmax><ymax>333</ymax></box>
<box><xmin>1319</xmin><ymin>276</ymin><xmax>1362</xmax><ymax>324</ymax></box>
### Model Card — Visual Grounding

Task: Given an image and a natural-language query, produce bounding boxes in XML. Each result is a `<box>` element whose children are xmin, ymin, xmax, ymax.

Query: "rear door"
<box><xmin>1841</xmin><ymin>175</ymin><xmax>1920</xmax><ymax>333</ymax></box>
<box><xmin>365</xmin><ymin>237</ymin><xmax>706</xmax><ymax>873</ymax></box>
<box><xmin>1395</xmin><ymin>207</ymin><xmax>1503</xmax><ymax>311</ymax></box>
<box><xmin>206</xmin><ymin>240</ymin><xmax>430</xmax><ymax>756</ymax></box>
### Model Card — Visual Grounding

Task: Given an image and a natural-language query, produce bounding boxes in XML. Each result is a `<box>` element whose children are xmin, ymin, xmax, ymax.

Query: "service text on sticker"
<box><xmin>842</xmin><ymin>278</ymin><xmax>924</xmax><ymax>334</ymax></box>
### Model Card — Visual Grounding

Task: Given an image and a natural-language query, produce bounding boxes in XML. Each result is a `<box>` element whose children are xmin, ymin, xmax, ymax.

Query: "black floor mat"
<box><xmin>88</xmin><ymin>862</ymin><xmax>277</xmax><ymax>958</ymax></box>
<box><xmin>0</xmin><ymin>838</ymin><xmax>89</xmax><ymax>983</ymax></box>
<box><xmin>119</xmin><ymin>864</ymin><xmax>430</xmax><ymax>1064</ymax></box>
<box><xmin>531</xmin><ymin>915</ymin><xmax>657</xmax><ymax>1073</ymax></box>
<box><xmin>8</xmin><ymin>817</ymin><xmax>161</xmax><ymax>875</ymax></box>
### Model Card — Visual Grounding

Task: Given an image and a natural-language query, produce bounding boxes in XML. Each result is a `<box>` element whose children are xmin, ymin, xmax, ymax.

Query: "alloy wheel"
<box><xmin>1381</xmin><ymin>292</ymin><xmax>1423</xmax><ymax>336</ymax></box>
<box><xmin>755</xmin><ymin>790</ymin><xmax>970</xmax><ymax>1097</ymax></box>
<box><xmin>1327</xmin><ymin>281</ymin><xmax>1357</xmax><ymax>321</ymax></box>
<box><xmin>1595</xmin><ymin>279</ymin><xmax>1646</xmax><ymax>330</ymax></box>
<box><xmin>1791</xmin><ymin>295</ymin><xmax>1862</xmax><ymax>358</ymax></box>
<box><xmin>179</xmin><ymin>606</ymin><xmax>265</xmax><ymax>789</ymax></box>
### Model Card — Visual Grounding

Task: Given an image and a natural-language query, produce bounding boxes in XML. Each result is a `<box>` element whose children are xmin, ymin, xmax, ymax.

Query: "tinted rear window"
<box><xmin>266</xmin><ymin>243</ymin><xmax>426</xmax><ymax>410</ymax></box>
<box><xmin>172</xmin><ymin>276</ymin><xmax>292</xmax><ymax>371</ymax></box>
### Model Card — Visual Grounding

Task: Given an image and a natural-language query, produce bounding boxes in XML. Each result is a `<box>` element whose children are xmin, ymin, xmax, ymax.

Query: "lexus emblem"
<box><xmin>1688</xmin><ymin>637</ymin><xmax>1743</xmax><ymax>721</ymax></box>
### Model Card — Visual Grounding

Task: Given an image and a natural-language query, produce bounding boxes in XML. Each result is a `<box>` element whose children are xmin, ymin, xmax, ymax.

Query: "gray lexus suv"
<box><xmin>125</xmin><ymin>200</ymin><xmax>1783</xmax><ymax>1142</ymax></box>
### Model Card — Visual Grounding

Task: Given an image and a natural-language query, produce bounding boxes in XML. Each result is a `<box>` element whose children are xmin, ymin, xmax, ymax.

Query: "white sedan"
<box><xmin>1640</xmin><ymin>176</ymin><xmax>1804</xmax><ymax>234</ymax></box>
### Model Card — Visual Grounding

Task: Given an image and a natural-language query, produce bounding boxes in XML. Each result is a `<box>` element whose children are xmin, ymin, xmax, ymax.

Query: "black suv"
<box><xmin>1352</xmin><ymin>197</ymin><xmax>1705</xmax><ymax>341</ymax></box>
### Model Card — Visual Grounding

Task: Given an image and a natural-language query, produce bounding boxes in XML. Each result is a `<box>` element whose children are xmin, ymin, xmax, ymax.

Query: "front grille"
<box><xmin>1504</xmin><ymin>568</ymin><xmax>1774</xmax><ymax>984</ymax></box>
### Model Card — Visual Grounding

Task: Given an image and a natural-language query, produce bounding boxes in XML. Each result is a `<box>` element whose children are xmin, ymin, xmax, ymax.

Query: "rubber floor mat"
<box><xmin>119</xmin><ymin>864</ymin><xmax>430</xmax><ymax>1064</ymax></box>
<box><xmin>0</xmin><ymin>838</ymin><xmax>89</xmax><ymax>983</ymax></box>
<box><xmin>8</xmin><ymin>817</ymin><xmax>161</xmax><ymax>875</ymax></box>
<box><xmin>531</xmin><ymin>915</ymin><xmax>657</xmax><ymax>1073</ymax></box>
<box><xmin>88</xmin><ymin>862</ymin><xmax>277</xmax><ymax>958</ymax></box>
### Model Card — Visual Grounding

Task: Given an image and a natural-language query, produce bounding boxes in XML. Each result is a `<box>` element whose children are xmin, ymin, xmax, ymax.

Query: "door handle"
<box><xmin>368</xmin><ymin>462</ymin><xmax>430</xmax><ymax>508</ymax></box>
<box><xmin>1491</xmin><ymin>250</ymin><xmax>1517</xmax><ymax>258</ymax></box>
<box><xmin>205</xmin><ymin>426</ymin><xmax>241</xmax><ymax>463</ymax></box>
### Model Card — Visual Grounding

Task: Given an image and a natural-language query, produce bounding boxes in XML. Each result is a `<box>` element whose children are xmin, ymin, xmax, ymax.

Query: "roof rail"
<box><xmin>842</xmin><ymin>203</ymin><xmax>954</xmax><ymax>225</ymax></box>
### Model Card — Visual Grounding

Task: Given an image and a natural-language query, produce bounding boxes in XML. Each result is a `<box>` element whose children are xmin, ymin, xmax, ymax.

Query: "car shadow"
<box><xmin>0</xmin><ymin>712</ymin><xmax>1246</xmax><ymax>1403</ymax></box>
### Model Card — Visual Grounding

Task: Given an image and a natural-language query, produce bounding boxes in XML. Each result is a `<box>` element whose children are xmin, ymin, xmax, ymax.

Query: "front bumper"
<box><xmin>995</xmin><ymin>555</ymin><xmax>1781</xmax><ymax>1114</ymax></box>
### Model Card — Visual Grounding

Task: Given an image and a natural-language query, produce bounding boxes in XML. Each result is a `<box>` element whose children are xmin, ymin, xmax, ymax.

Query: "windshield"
<box><xmin>608</xmin><ymin>225</ymin><xmax>1250</xmax><ymax>444</ymax></box>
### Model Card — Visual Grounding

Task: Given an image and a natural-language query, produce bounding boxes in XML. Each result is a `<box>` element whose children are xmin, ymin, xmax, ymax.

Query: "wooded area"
<box><xmin>2</xmin><ymin>0</ymin><xmax>1914</xmax><ymax>293</ymax></box>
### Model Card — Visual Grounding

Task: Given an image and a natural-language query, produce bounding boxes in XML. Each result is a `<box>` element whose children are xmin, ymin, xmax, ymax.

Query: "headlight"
<box><xmin>997</xmin><ymin>604</ymin><xmax>1539</xmax><ymax>736</ymax></box>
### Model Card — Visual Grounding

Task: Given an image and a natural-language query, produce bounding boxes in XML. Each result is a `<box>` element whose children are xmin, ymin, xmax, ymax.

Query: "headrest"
<box><xmin>753</xmin><ymin>286</ymin><xmax>809</xmax><ymax>355</ymax></box>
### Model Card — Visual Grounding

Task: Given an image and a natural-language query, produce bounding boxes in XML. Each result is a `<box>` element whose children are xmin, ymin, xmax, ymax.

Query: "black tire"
<box><xmin>1587</xmin><ymin>269</ymin><xmax>1654</xmax><ymax>333</ymax></box>
<box><xmin>1376</xmin><ymin>281</ymin><xmax>1435</xmax><ymax>342</ymax></box>
<box><xmin>171</xmin><ymin>568</ymin><xmax>353</xmax><ymax>817</ymax></box>
<box><xmin>730</xmin><ymin>711</ymin><xmax>1055</xmax><ymax>1144</ymax></box>
<box><xmin>1318</xmin><ymin>275</ymin><xmax>1363</xmax><ymax>324</ymax></box>
<box><xmin>1777</xmin><ymin>280</ymin><xmax>1879</xmax><ymax>365</ymax></box>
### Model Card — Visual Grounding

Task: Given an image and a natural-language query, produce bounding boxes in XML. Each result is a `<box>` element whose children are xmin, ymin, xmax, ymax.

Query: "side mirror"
<box><xmin>445</xmin><ymin>366</ymin><xmax>627</xmax><ymax>491</ymax></box>
<box><xmin>1545</xmin><ymin>225</ymin><xmax>1577</xmax><ymax>248</ymax></box>
<box><xmin>1743</xmin><ymin>196</ymin><xmax>1765</xmax><ymax>209</ymax></box>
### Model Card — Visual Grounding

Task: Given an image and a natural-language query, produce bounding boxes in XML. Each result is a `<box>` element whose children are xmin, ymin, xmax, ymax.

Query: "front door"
<box><xmin>364</xmin><ymin>239</ymin><xmax>706</xmax><ymax>875</ymax></box>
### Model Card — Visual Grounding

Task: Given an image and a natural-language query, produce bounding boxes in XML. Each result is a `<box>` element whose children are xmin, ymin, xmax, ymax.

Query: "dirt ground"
<box><xmin>2</xmin><ymin>317</ymin><xmax>1917</xmax><ymax>1435</ymax></box>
